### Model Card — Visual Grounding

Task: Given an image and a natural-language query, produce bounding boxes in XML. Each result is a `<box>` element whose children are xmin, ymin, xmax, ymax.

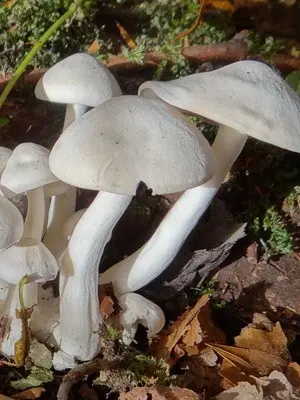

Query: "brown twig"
<box><xmin>1</xmin><ymin>30</ymin><xmax>300</xmax><ymax>92</ymax></box>
<box><xmin>57</xmin><ymin>358</ymin><xmax>117</xmax><ymax>400</ymax></box>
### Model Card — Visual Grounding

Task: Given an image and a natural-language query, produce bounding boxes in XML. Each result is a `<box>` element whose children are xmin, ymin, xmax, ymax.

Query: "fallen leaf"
<box><xmin>217</xmin><ymin>370</ymin><xmax>300</xmax><ymax>399</ymax></box>
<box><xmin>287</xmin><ymin>362</ymin><xmax>300</xmax><ymax>387</ymax></box>
<box><xmin>0</xmin><ymin>395</ymin><xmax>14</xmax><ymax>400</ymax></box>
<box><xmin>28</xmin><ymin>338</ymin><xmax>52</xmax><ymax>370</ymax></box>
<box><xmin>11</xmin><ymin>366</ymin><xmax>53</xmax><ymax>391</ymax></box>
<box><xmin>152</xmin><ymin>294</ymin><xmax>225</xmax><ymax>367</ymax></box>
<box><xmin>87</xmin><ymin>39</ymin><xmax>101</xmax><ymax>54</ymax></box>
<box><xmin>11</xmin><ymin>387</ymin><xmax>45</xmax><ymax>399</ymax></box>
<box><xmin>100</xmin><ymin>295</ymin><xmax>115</xmax><ymax>319</ymax></box>
<box><xmin>219</xmin><ymin>359</ymin><xmax>256</xmax><ymax>389</ymax></box>
<box><xmin>207</xmin><ymin>343</ymin><xmax>287</xmax><ymax>376</ymax></box>
<box><xmin>234</xmin><ymin>322</ymin><xmax>290</xmax><ymax>362</ymax></box>
<box><xmin>119</xmin><ymin>385</ymin><xmax>200</xmax><ymax>400</ymax></box>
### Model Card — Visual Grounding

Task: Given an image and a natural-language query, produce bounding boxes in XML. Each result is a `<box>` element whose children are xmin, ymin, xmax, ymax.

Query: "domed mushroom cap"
<box><xmin>0</xmin><ymin>239</ymin><xmax>58</xmax><ymax>284</ymax></box>
<box><xmin>1</xmin><ymin>143</ymin><xmax>61</xmax><ymax>196</ymax></box>
<box><xmin>35</xmin><ymin>53</ymin><xmax>121</xmax><ymax>106</ymax></box>
<box><xmin>49</xmin><ymin>95</ymin><xmax>216</xmax><ymax>195</ymax></box>
<box><xmin>0</xmin><ymin>147</ymin><xmax>12</xmax><ymax>176</ymax></box>
<box><xmin>0</xmin><ymin>196</ymin><xmax>23</xmax><ymax>251</ymax></box>
<box><xmin>139</xmin><ymin>61</ymin><xmax>300</xmax><ymax>153</ymax></box>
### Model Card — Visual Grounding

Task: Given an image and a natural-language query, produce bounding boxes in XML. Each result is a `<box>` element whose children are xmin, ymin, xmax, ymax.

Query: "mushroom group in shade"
<box><xmin>101</xmin><ymin>60</ymin><xmax>300</xmax><ymax>295</ymax></box>
<box><xmin>49</xmin><ymin>95</ymin><xmax>215</xmax><ymax>363</ymax></box>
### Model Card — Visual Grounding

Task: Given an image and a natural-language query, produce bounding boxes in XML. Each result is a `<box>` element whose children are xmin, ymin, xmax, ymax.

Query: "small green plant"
<box><xmin>251</xmin><ymin>206</ymin><xmax>294</xmax><ymax>255</ymax></box>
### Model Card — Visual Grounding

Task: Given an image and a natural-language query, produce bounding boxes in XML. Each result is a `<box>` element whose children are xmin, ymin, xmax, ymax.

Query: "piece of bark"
<box><xmin>141</xmin><ymin>200</ymin><xmax>246</xmax><ymax>303</ymax></box>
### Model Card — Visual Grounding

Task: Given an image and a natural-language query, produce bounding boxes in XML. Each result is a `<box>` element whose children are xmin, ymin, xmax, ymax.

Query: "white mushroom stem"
<box><xmin>101</xmin><ymin>126</ymin><xmax>247</xmax><ymax>294</ymax></box>
<box><xmin>118</xmin><ymin>293</ymin><xmax>165</xmax><ymax>345</ymax></box>
<box><xmin>62</xmin><ymin>104</ymin><xmax>88</xmax><ymax>131</ymax></box>
<box><xmin>42</xmin><ymin>187</ymin><xmax>76</xmax><ymax>260</ymax></box>
<box><xmin>22</xmin><ymin>187</ymin><xmax>45</xmax><ymax>241</ymax></box>
<box><xmin>1</xmin><ymin>283</ymin><xmax>37</xmax><ymax>358</ymax></box>
<box><xmin>58</xmin><ymin>191</ymin><xmax>132</xmax><ymax>361</ymax></box>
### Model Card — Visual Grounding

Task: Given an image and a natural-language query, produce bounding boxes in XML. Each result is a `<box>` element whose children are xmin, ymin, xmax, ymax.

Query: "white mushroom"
<box><xmin>101</xmin><ymin>60</ymin><xmax>300</xmax><ymax>294</ymax></box>
<box><xmin>35</xmin><ymin>53</ymin><xmax>122</xmax><ymax>258</ymax></box>
<box><xmin>0</xmin><ymin>147</ymin><xmax>12</xmax><ymax>177</ymax></box>
<box><xmin>49</xmin><ymin>95</ymin><xmax>215</xmax><ymax>363</ymax></box>
<box><xmin>0</xmin><ymin>196</ymin><xmax>23</xmax><ymax>252</ymax></box>
<box><xmin>118</xmin><ymin>293</ymin><xmax>165</xmax><ymax>345</ymax></box>
<box><xmin>34</xmin><ymin>52</ymin><xmax>122</xmax><ymax>130</ymax></box>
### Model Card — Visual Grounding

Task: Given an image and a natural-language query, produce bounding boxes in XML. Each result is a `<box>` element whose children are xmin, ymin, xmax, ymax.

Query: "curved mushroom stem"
<box><xmin>62</xmin><ymin>104</ymin><xmax>88</xmax><ymax>131</ymax></box>
<box><xmin>22</xmin><ymin>187</ymin><xmax>45</xmax><ymax>242</ymax></box>
<box><xmin>100</xmin><ymin>126</ymin><xmax>247</xmax><ymax>294</ymax></box>
<box><xmin>42</xmin><ymin>187</ymin><xmax>76</xmax><ymax>260</ymax></box>
<box><xmin>58</xmin><ymin>191</ymin><xmax>132</xmax><ymax>361</ymax></box>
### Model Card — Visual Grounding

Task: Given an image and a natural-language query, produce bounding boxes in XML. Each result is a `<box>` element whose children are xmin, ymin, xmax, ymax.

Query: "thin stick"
<box><xmin>0</xmin><ymin>1</ymin><xmax>82</xmax><ymax>108</ymax></box>
<box><xmin>176</xmin><ymin>0</ymin><xmax>208</xmax><ymax>41</ymax></box>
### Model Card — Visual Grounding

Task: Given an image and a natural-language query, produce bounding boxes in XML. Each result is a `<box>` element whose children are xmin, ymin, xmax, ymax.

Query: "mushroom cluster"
<box><xmin>0</xmin><ymin>53</ymin><xmax>299</xmax><ymax>370</ymax></box>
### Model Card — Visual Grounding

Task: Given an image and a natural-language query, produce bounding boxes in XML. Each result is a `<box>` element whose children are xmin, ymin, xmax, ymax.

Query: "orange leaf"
<box><xmin>11</xmin><ymin>387</ymin><xmax>45</xmax><ymax>399</ymax></box>
<box><xmin>87</xmin><ymin>39</ymin><xmax>101</xmax><ymax>54</ymax></box>
<box><xmin>287</xmin><ymin>362</ymin><xmax>300</xmax><ymax>387</ymax></box>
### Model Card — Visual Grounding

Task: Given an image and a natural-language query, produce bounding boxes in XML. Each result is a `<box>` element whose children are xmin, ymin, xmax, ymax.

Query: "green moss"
<box><xmin>247</xmin><ymin>32</ymin><xmax>285</xmax><ymax>63</ymax></box>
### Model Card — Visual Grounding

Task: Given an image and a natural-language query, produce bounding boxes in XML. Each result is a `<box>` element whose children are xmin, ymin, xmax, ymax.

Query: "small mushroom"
<box><xmin>34</xmin><ymin>52</ymin><xmax>121</xmax><ymax>130</ymax></box>
<box><xmin>49</xmin><ymin>95</ymin><xmax>215</xmax><ymax>362</ymax></box>
<box><xmin>101</xmin><ymin>60</ymin><xmax>300</xmax><ymax>294</ymax></box>
<box><xmin>118</xmin><ymin>293</ymin><xmax>165</xmax><ymax>345</ymax></box>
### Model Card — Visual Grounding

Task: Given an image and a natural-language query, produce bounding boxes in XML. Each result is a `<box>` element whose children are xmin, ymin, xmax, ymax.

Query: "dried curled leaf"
<box><xmin>151</xmin><ymin>295</ymin><xmax>224</xmax><ymax>366</ymax></box>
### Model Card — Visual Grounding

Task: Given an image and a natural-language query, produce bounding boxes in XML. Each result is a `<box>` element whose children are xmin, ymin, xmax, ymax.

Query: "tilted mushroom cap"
<box><xmin>0</xmin><ymin>238</ymin><xmax>58</xmax><ymax>284</ymax></box>
<box><xmin>0</xmin><ymin>196</ymin><xmax>23</xmax><ymax>251</ymax></box>
<box><xmin>0</xmin><ymin>143</ymin><xmax>64</xmax><ymax>197</ymax></box>
<box><xmin>0</xmin><ymin>147</ymin><xmax>12</xmax><ymax>176</ymax></box>
<box><xmin>118</xmin><ymin>293</ymin><xmax>165</xmax><ymax>345</ymax></box>
<box><xmin>139</xmin><ymin>61</ymin><xmax>300</xmax><ymax>152</ymax></box>
<box><xmin>35</xmin><ymin>53</ymin><xmax>122</xmax><ymax>106</ymax></box>
<box><xmin>49</xmin><ymin>95</ymin><xmax>216</xmax><ymax>195</ymax></box>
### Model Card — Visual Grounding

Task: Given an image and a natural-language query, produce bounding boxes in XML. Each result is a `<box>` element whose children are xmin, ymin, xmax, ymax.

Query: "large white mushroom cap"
<box><xmin>0</xmin><ymin>143</ymin><xmax>61</xmax><ymax>197</ymax></box>
<box><xmin>139</xmin><ymin>60</ymin><xmax>300</xmax><ymax>152</ymax></box>
<box><xmin>49</xmin><ymin>95</ymin><xmax>216</xmax><ymax>195</ymax></box>
<box><xmin>35</xmin><ymin>53</ymin><xmax>121</xmax><ymax>106</ymax></box>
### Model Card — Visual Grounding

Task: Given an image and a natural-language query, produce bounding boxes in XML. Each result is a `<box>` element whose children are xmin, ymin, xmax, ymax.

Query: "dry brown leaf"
<box><xmin>287</xmin><ymin>362</ymin><xmax>300</xmax><ymax>388</ymax></box>
<box><xmin>11</xmin><ymin>388</ymin><xmax>45</xmax><ymax>399</ymax></box>
<box><xmin>220</xmin><ymin>359</ymin><xmax>256</xmax><ymax>389</ymax></box>
<box><xmin>119</xmin><ymin>385</ymin><xmax>200</xmax><ymax>400</ymax></box>
<box><xmin>151</xmin><ymin>295</ymin><xmax>224</xmax><ymax>365</ymax></box>
<box><xmin>207</xmin><ymin>343</ymin><xmax>287</xmax><ymax>376</ymax></box>
<box><xmin>87</xmin><ymin>39</ymin><xmax>101</xmax><ymax>54</ymax></box>
<box><xmin>234</xmin><ymin>322</ymin><xmax>290</xmax><ymax>361</ymax></box>
<box><xmin>0</xmin><ymin>395</ymin><xmax>14</xmax><ymax>400</ymax></box>
<box><xmin>99</xmin><ymin>295</ymin><xmax>115</xmax><ymax>319</ymax></box>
